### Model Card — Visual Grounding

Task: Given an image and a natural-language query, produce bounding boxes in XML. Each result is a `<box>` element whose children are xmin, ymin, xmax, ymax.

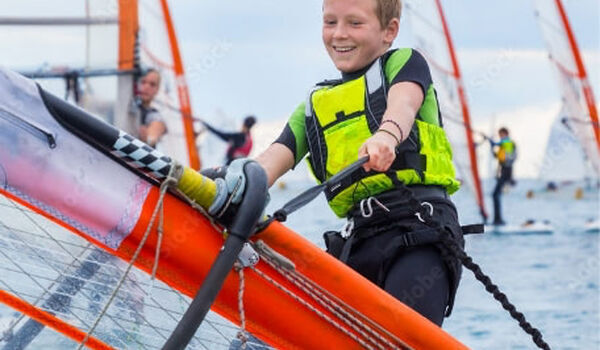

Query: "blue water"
<box><xmin>265</xmin><ymin>177</ymin><xmax>600</xmax><ymax>350</ymax></box>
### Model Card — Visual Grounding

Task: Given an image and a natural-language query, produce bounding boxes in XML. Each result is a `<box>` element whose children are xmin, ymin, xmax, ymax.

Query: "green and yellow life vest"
<box><xmin>305</xmin><ymin>51</ymin><xmax>460</xmax><ymax>218</ymax></box>
<box><xmin>497</xmin><ymin>138</ymin><xmax>516</xmax><ymax>166</ymax></box>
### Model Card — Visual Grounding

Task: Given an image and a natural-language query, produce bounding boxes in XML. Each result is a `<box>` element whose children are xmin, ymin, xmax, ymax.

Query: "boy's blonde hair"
<box><xmin>375</xmin><ymin>0</ymin><xmax>401</xmax><ymax>28</ymax></box>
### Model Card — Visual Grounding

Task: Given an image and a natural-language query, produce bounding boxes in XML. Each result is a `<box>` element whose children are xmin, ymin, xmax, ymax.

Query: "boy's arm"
<box><xmin>254</xmin><ymin>102</ymin><xmax>306</xmax><ymax>187</ymax></box>
<box><xmin>358</xmin><ymin>81</ymin><xmax>423</xmax><ymax>172</ymax></box>
<box><xmin>255</xmin><ymin>143</ymin><xmax>295</xmax><ymax>187</ymax></box>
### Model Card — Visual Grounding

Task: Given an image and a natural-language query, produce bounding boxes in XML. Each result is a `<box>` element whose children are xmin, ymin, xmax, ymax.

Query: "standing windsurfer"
<box><xmin>490</xmin><ymin>127</ymin><xmax>516</xmax><ymax>225</ymax></box>
<box><xmin>202</xmin><ymin>116</ymin><xmax>256</xmax><ymax>165</ymax></box>
<box><xmin>212</xmin><ymin>0</ymin><xmax>465</xmax><ymax>327</ymax></box>
<box><xmin>128</xmin><ymin>68</ymin><xmax>167</xmax><ymax>148</ymax></box>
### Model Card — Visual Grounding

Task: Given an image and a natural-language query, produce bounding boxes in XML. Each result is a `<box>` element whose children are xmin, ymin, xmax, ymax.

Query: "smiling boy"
<box><xmin>247</xmin><ymin>0</ymin><xmax>464</xmax><ymax>325</ymax></box>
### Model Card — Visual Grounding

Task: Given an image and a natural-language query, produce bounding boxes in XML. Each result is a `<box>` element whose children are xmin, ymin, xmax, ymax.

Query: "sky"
<box><xmin>168</xmin><ymin>0</ymin><xmax>599</xmax><ymax>177</ymax></box>
<box><xmin>1</xmin><ymin>0</ymin><xmax>599</xmax><ymax>177</ymax></box>
<box><xmin>169</xmin><ymin>0</ymin><xmax>599</xmax><ymax>119</ymax></box>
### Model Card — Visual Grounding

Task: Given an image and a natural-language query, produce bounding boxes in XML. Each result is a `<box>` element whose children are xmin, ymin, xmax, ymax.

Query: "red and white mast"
<box><xmin>534</xmin><ymin>0</ymin><xmax>599</xmax><ymax>176</ymax></box>
<box><xmin>405</xmin><ymin>0</ymin><xmax>488</xmax><ymax>221</ymax></box>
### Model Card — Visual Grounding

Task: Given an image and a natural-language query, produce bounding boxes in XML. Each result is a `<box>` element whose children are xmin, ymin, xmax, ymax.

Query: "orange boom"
<box><xmin>113</xmin><ymin>186</ymin><xmax>466</xmax><ymax>349</ymax></box>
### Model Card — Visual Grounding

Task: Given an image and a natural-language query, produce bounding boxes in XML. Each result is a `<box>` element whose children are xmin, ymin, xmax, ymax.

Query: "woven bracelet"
<box><xmin>376</xmin><ymin>128</ymin><xmax>401</xmax><ymax>146</ymax></box>
<box><xmin>380</xmin><ymin>119</ymin><xmax>404</xmax><ymax>142</ymax></box>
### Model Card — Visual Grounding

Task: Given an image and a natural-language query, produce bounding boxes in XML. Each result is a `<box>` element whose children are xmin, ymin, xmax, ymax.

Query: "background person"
<box><xmin>490</xmin><ymin>127</ymin><xmax>517</xmax><ymax>225</ymax></box>
<box><xmin>202</xmin><ymin>116</ymin><xmax>257</xmax><ymax>165</ymax></box>
<box><xmin>128</xmin><ymin>68</ymin><xmax>167</xmax><ymax>148</ymax></box>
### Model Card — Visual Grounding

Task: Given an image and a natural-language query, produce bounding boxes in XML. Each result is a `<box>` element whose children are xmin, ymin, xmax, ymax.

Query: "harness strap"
<box><xmin>338</xmin><ymin>224</ymin><xmax>482</xmax><ymax>263</ymax></box>
<box><xmin>460</xmin><ymin>224</ymin><xmax>484</xmax><ymax>235</ymax></box>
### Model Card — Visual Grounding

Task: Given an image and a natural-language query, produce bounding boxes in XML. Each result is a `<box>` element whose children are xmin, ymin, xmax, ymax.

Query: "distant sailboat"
<box><xmin>532</xmin><ymin>0</ymin><xmax>600</xmax><ymax>198</ymax></box>
<box><xmin>404</xmin><ymin>0</ymin><xmax>488</xmax><ymax>222</ymax></box>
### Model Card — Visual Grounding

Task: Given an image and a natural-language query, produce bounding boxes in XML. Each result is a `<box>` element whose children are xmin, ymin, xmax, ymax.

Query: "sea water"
<box><xmin>265</xmin><ymin>177</ymin><xmax>599</xmax><ymax>350</ymax></box>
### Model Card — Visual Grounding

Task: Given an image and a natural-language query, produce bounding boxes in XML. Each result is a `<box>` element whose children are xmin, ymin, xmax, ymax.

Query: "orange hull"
<box><xmin>112</xmin><ymin>187</ymin><xmax>467</xmax><ymax>349</ymax></box>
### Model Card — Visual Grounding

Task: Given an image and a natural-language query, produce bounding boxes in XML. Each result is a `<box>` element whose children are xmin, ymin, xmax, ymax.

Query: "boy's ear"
<box><xmin>383</xmin><ymin>18</ymin><xmax>400</xmax><ymax>45</ymax></box>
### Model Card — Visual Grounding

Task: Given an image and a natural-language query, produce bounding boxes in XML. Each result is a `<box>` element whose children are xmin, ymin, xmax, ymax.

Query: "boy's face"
<box><xmin>322</xmin><ymin>0</ymin><xmax>398</xmax><ymax>73</ymax></box>
<box><xmin>138</xmin><ymin>71</ymin><xmax>160</xmax><ymax>105</ymax></box>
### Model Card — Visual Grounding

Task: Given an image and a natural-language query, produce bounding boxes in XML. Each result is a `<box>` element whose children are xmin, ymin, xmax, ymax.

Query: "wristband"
<box><xmin>380</xmin><ymin>120</ymin><xmax>404</xmax><ymax>142</ymax></box>
<box><xmin>376</xmin><ymin>128</ymin><xmax>401</xmax><ymax>146</ymax></box>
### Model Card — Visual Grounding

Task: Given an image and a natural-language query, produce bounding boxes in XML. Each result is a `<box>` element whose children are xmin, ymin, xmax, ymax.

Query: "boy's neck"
<box><xmin>341</xmin><ymin>63</ymin><xmax>372</xmax><ymax>82</ymax></box>
<box><xmin>339</xmin><ymin>49</ymin><xmax>393</xmax><ymax>82</ymax></box>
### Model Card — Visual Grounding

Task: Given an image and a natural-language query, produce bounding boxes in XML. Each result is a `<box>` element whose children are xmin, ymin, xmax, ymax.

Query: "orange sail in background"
<box><xmin>1</xmin><ymin>0</ymin><xmax>201</xmax><ymax>169</ymax></box>
<box><xmin>117</xmin><ymin>0</ymin><xmax>200</xmax><ymax>169</ymax></box>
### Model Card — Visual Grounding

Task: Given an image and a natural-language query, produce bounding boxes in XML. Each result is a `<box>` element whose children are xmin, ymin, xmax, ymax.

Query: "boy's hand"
<box><xmin>357</xmin><ymin>81</ymin><xmax>422</xmax><ymax>173</ymax></box>
<box><xmin>358</xmin><ymin>131</ymin><xmax>397</xmax><ymax>172</ymax></box>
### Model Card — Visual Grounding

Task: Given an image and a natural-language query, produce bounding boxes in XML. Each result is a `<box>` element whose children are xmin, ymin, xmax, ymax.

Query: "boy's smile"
<box><xmin>322</xmin><ymin>0</ymin><xmax>398</xmax><ymax>73</ymax></box>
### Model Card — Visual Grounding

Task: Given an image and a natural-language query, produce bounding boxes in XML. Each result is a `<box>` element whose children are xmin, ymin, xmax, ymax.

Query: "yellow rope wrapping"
<box><xmin>177</xmin><ymin>167</ymin><xmax>217</xmax><ymax>210</ymax></box>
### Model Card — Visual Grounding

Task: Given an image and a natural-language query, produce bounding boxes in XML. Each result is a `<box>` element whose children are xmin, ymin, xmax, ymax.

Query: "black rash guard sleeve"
<box><xmin>274</xmin><ymin>123</ymin><xmax>297</xmax><ymax>155</ymax></box>
<box><xmin>388</xmin><ymin>49</ymin><xmax>433</xmax><ymax>98</ymax></box>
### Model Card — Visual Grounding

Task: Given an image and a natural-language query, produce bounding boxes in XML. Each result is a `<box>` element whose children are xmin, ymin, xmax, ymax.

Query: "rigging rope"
<box><xmin>249</xmin><ymin>265</ymin><xmax>380</xmax><ymax>350</ymax></box>
<box><xmin>262</xmin><ymin>155</ymin><xmax>551</xmax><ymax>350</ymax></box>
<box><xmin>390</xmin><ymin>184</ymin><xmax>551</xmax><ymax>350</ymax></box>
<box><xmin>256</xmin><ymin>251</ymin><xmax>407</xmax><ymax>350</ymax></box>
<box><xmin>235</xmin><ymin>267</ymin><xmax>248</xmax><ymax>349</ymax></box>
<box><xmin>269</xmin><ymin>259</ymin><xmax>402</xmax><ymax>348</ymax></box>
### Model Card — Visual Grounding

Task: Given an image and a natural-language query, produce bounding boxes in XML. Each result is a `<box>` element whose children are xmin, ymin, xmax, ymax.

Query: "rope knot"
<box><xmin>236</xmin><ymin>331</ymin><xmax>248</xmax><ymax>342</ymax></box>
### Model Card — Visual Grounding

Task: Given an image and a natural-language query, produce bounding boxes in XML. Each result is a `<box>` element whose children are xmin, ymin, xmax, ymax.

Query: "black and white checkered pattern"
<box><xmin>112</xmin><ymin>131</ymin><xmax>172</xmax><ymax>178</ymax></box>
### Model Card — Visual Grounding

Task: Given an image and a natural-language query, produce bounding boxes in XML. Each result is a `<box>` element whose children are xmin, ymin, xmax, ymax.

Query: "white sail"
<box><xmin>403</xmin><ymin>0</ymin><xmax>488</xmax><ymax>221</ymax></box>
<box><xmin>533</xmin><ymin>0</ymin><xmax>600</xmax><ymax>179</ymax></box>
<box><xmin>0</xmin><ymin>0</ymin><xmax>200</xmax><ymax>169</ymax></box>
<box><xmin>539</xmin><ymin>106</ymin><xmax>589</xmax><ymax>181</ymax></box>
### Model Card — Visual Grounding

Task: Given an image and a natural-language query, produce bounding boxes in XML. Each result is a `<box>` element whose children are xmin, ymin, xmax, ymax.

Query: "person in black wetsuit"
<box><xmin>202</xmin><ymin>116</ymin><xmax>256</xmax><ymax>165</ymax></box>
